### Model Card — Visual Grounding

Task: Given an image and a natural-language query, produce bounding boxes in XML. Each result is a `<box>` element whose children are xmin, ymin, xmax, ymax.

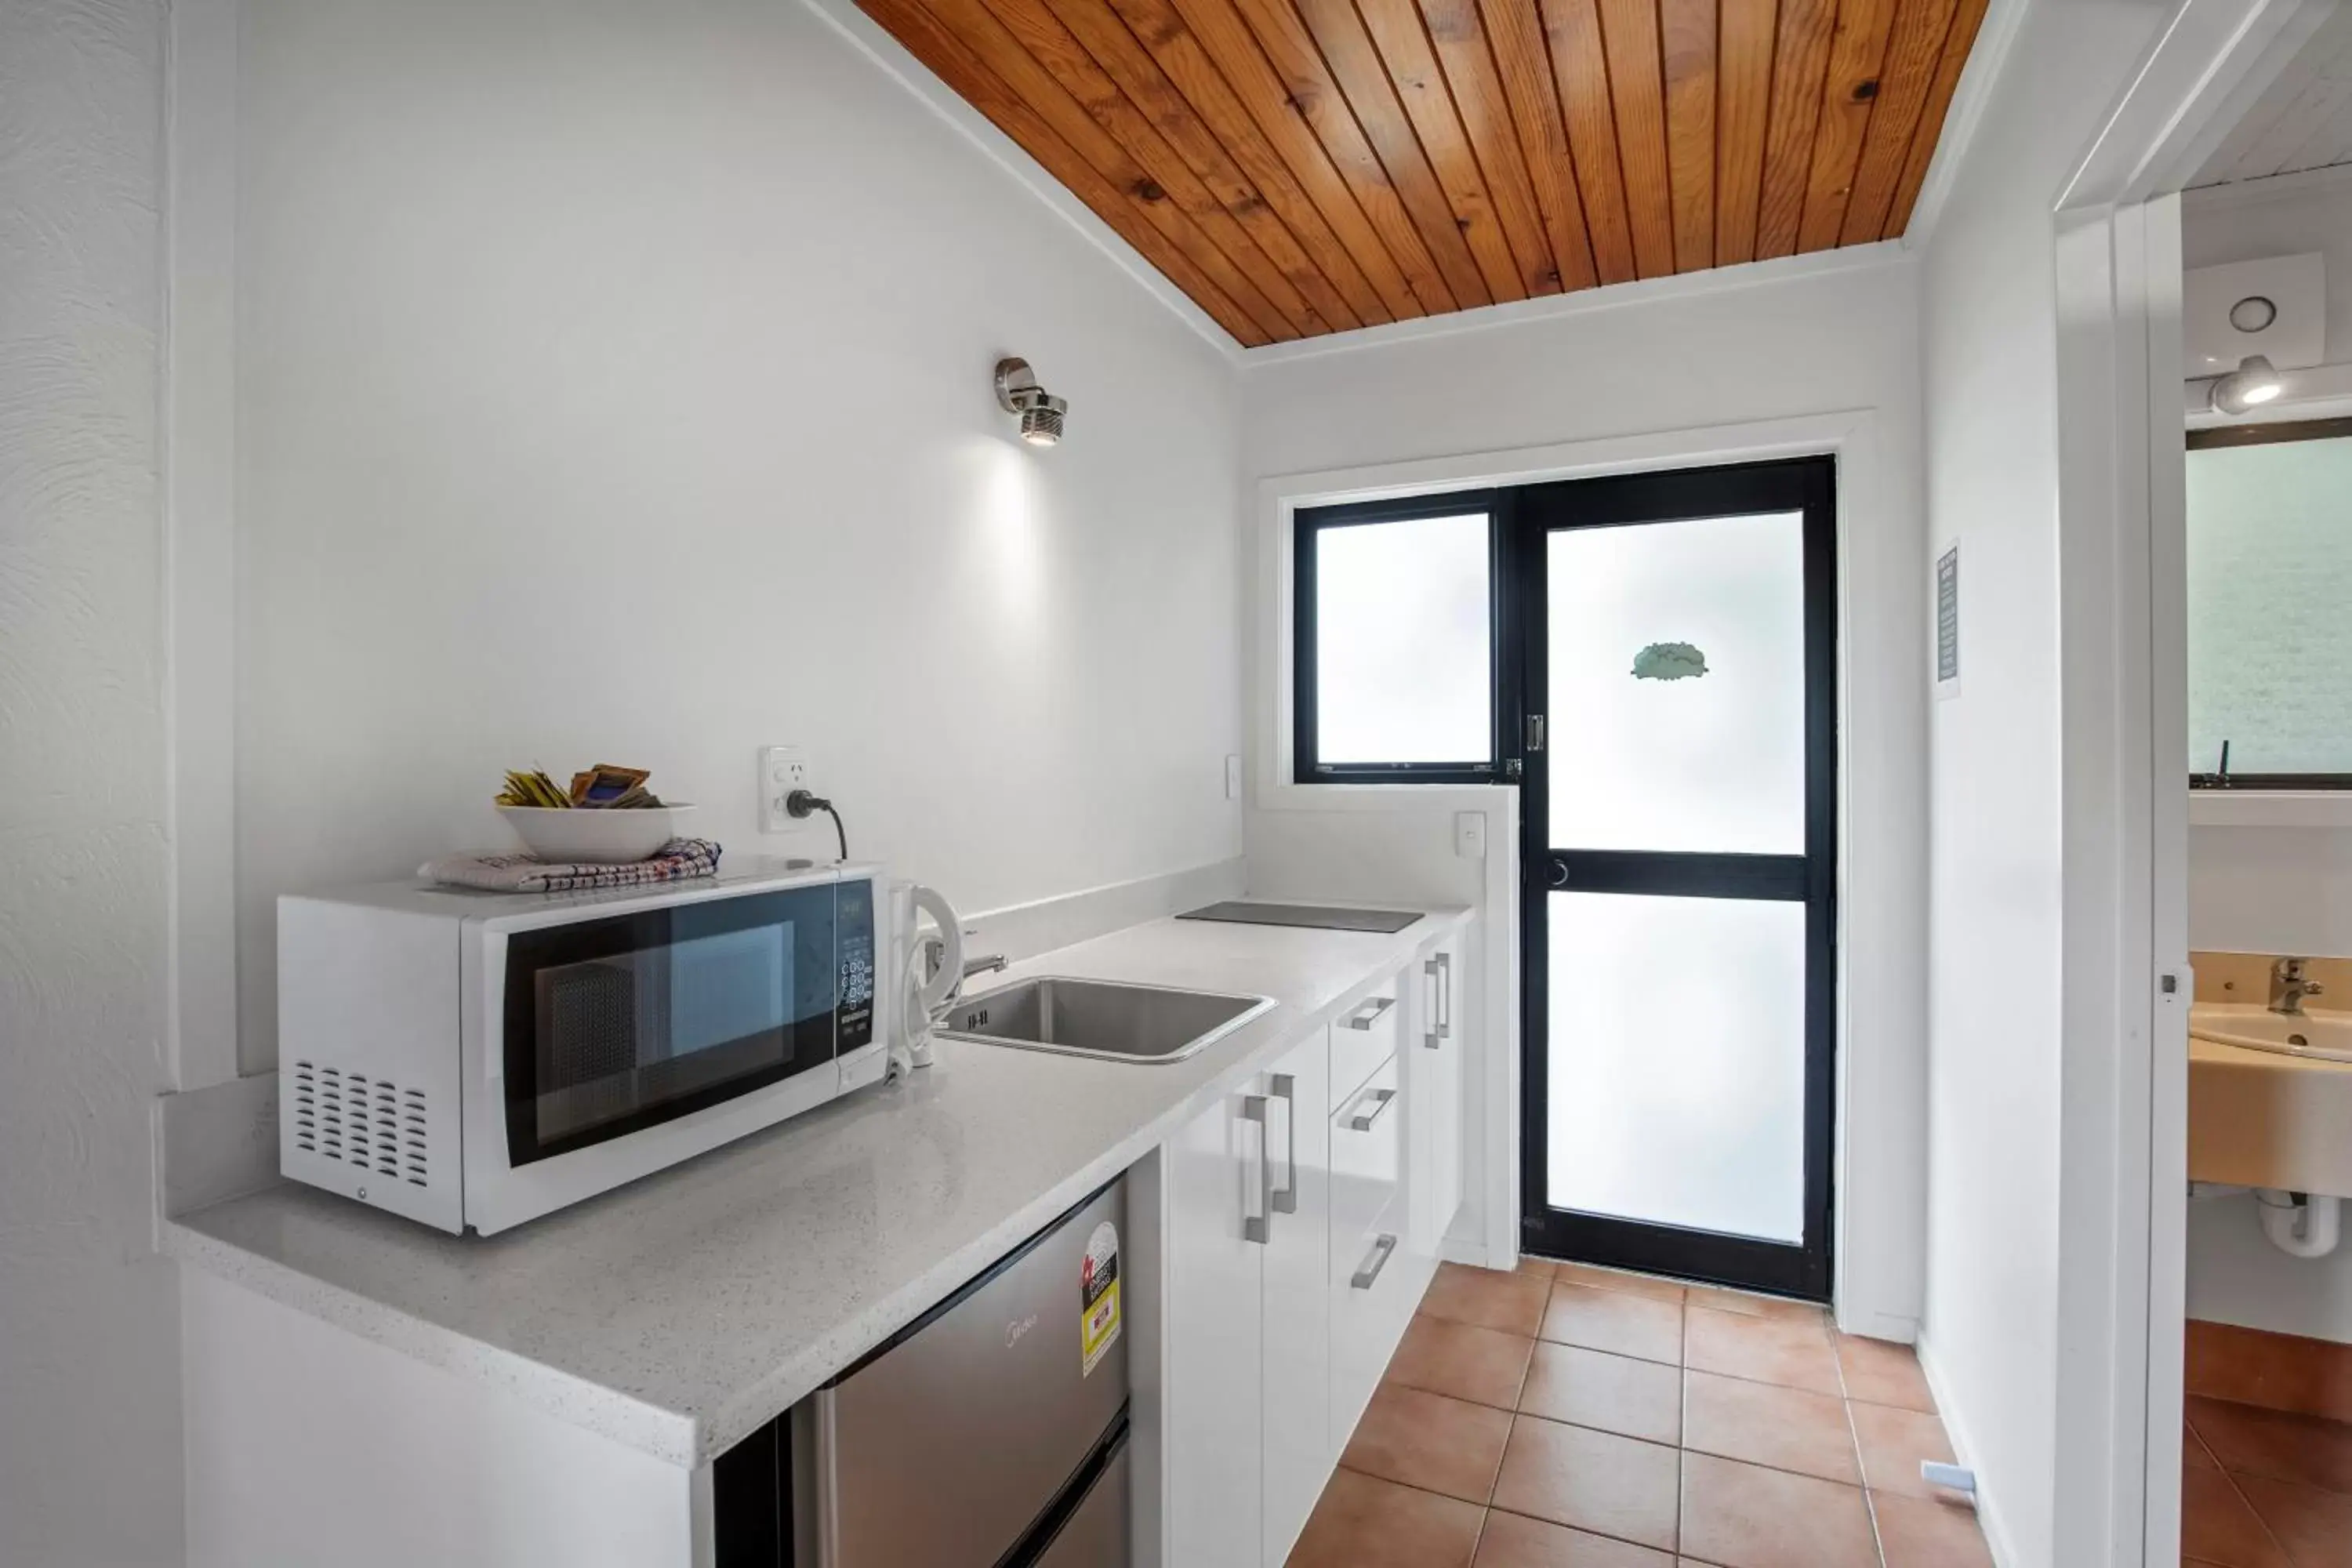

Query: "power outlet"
<box><xmin>758</xmin><ymin>746</ymin><xmax>815</xmax><ymax>834</ymax></box>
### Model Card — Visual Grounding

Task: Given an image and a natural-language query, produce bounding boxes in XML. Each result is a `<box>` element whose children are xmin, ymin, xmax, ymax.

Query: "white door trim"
<box><xmin>2048</xmin><ymin>2</ymin><xmax>2323</xmax><ymax>1559</ymax></box>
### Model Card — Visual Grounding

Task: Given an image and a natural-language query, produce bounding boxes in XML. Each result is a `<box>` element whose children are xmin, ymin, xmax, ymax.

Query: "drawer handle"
<box><xmin>1345</xmin><ymin>1086</ymin><xmax>1397</xmax><ymax>1133</ymax></box>
<box><xmin>1341</xmin><ymin>996</ymin><xmax>1396</xmax><ymax>1032</ymax></box>
<box><xmin>1351</xmin><ymin>1233</ymin><xmax>1399</xmax><ymax>1290</ymax></box>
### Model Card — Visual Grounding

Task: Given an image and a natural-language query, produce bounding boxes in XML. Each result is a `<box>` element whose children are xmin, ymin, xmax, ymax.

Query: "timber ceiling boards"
<box><xmin>859</xmin><ymin>0</ymin><xmax>1989</xmax><ymax>343</ymax></box>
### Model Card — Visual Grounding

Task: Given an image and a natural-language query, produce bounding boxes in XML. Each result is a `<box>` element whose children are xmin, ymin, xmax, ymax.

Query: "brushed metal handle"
<box><xmin>1436</xmin><ymin>951</ymin><xmax>1454</xmax><ymax>1040</ymax></box>
<box><xmin>1346</xmin><ymin>1086</ymin><xmax>1397</xmax><ymax>1133</ymax></box>
<box><xmin>1351</xmin><ymin>1233</ymin><xmax>1399</xmax><ymax>1290</ymax></box>
<box><xmin>1341</xmin><ymin>996</ymin><xmax>1396</xmax><ymax>1032</ymax></box>
<box><xmin>1243</xmin><ymin>1095</ymin><xmax>1272</xmax><ymax>1244</ymax></box>
<box><xmin>1270</xmin><ymin>1073</ymin><xmax>1298</xmax><ymax>1214</ymax></box>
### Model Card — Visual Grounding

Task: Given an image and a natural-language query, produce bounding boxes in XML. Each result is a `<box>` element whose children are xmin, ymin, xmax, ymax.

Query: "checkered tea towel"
<box><xmin>420</xmin><ymin>838</ymin><xmax>723</xmax><ymax>894</ymax></box>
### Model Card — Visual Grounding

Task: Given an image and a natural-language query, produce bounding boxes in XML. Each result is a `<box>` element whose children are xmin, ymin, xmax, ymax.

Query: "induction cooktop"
<box><xmin>1175</xmin><ymin>901</ymin><xmax>1423</xmax><ymax>935</ymax></box>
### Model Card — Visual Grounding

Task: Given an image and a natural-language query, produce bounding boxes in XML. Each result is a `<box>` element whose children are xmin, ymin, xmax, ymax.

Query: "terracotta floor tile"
<box><xmin>1472</xmin><ymin>1508</ymin><xmax>1676</xmax><ymax>1566</ymax></box>
<box><xmin>1490</xmin><ymin>1414</ymin><xmax>1681</xmax><ymax>1553</ymax></box>
<box><xmin>1541</xmin><ymin>1282</ymin><xmax>1685</xmax><ymax>1365</ymax></box>
<box><xmin>2237</xmin><ymin>1473</ymin><xmax>2352</xmax><ymax>1566</ymax></box>
<box><xmin>2190</xmin><ymin>1396</ymin><xmax>2352</xmax><ymax>1494</ymax></box>
<box><xmin>1677</xmin><ymin>1451</ymin><xmax>1876</xmax><ymax>1568</ymax></box>
<box><xmin>1341</xmin><ymin>1383</ymin><xmax>1515</xmax><ymax>1504</ymax></box>
<box><xmin>1287</xmin><ymin>1467</ymin><xmax>1486</xmax><ymax>1568</ymax></box>
<box><xmin>1835</xmin><ymin>1332</ymin><xmax>1938</xmax><ymax>1412</ymax></box>
<box><xmin>1514</xmin><ymin>1256</ymin><xmax>1560</xmax><ymax>1281</ymax></box>
<box><xmin>1388</xmin><ymin>1315</ymin><xmax>1538</xmax><ymax>1410</ymax></box>
<box><xmin>2189</xmin><ymin>1422</ymin><xmax>2223</xmax><ymax>1469</ymax></box>
<box><xmin>1552</xmin><ymin>1262</ymin><xmax>1688</xmax><ymax>1305</ymax></box>
<box><xmin>1425</xmin><ymin>1262</ymin><xmax>1553</xmax><ymax>1338</ymax></box>
<box><xmin>1518</xmin><ymin>1342</ymin><xmax>1682</xmax><ymax>1445</ymax></box>
<box><xmin>1681</xmin><ymin>1285</ymin><xmax>1827</xmax><ymax>1324</ymax></box>
<box><xmin>2181</xmin><ymin>1465</ymin><xmax>2292</xmax><ymax>1568</ymax></box>
<box><xmin>1849</xmin><ymin>1399</ymin><xmax>1956</xmax><ymax>1498</ymax></box>
<box><xmin>1870</xmin><ymin>1492</ymin><xmax>1994</xmax><ymax>1568</ymax></box>
<box><xmin>1679</xmin><ymin>1370</ymin><xmax>1858</xmax><ymax>1484</ymax></box>
<box><xmin>1682</xmin><ymin>1306</ymin><xmax>1841</xmax><ymax>1396</ymax></box>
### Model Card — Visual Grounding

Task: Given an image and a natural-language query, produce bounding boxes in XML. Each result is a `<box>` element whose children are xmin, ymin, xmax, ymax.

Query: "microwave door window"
<box><xmin>505</xmin><ymin>890</ymin><xmax>840</xmax><ymax>1164</ymax></box>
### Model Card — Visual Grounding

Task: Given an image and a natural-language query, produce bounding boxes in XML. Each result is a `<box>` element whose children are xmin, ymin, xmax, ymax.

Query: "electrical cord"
<box><xmin>786</xmin><ymin>789</ymin><xmax>847</xmax><ymax>862</ymax></box>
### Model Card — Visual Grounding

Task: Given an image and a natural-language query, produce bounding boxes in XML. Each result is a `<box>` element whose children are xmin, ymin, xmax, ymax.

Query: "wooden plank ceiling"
<box><xmin>859</xmin><ymin>0</ymin><xmax>1989</xmax><ymax>343</ymax></box>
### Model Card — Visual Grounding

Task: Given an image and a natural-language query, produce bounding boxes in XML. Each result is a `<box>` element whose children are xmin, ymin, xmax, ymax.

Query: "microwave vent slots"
<box><xmin>291</xmin><ymin>1061</ymin><xmax>430</xmax><ymax>1187</ymax></box>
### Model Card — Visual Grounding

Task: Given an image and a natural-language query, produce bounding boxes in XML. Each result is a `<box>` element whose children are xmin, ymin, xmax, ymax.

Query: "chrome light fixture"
<box><xmin>994</xmin><ymin>357</ymin><xmax>1067</xmax><ymax>446</ymax></box>
<box><xmin>2210</xmin><ymin>354</ymin><xmax>2284</xmax><ymax>416</ymax></box>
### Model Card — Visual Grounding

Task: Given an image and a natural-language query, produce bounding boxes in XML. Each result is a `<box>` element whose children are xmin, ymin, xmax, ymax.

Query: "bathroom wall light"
<box><xmin>2210</xmin><ymin>354</ymin><xmax>2284</xmax><ymax>416</ymax></box>
<box><xmin>995</xmin><ymin>357</ymin><xmax>1067</xmax><ymax>446</ymax></box>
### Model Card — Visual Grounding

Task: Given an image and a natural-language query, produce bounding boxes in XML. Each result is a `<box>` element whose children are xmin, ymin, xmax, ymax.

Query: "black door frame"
<box><xmin>1513</xmin><ymin>455</ymin><xmax>1839</xmax><ymax>1301</ymax></box>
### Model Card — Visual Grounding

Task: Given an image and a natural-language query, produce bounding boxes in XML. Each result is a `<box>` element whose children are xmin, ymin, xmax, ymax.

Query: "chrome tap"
<box><xmin>922</xmin><ymin>928</ymin><xmax>1007</xmax><ymax>1010</ymax></box>
<box><xmin>2270</xmin><ymin>956</ymin><xmax>2325</xmax><ymax>1017</ymax></box>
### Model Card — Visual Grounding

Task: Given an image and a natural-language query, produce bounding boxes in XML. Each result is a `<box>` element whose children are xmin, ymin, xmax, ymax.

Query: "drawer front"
<box><xmin>1329</xmin><ymin>1054</ymin><xmax>1402</xmax><ymax>1257</ymax></box>
<box><xmin>1330</xmin><ymin>1192</ymin><xmax>1414</xmax><ymax>1448</ymax></box>
<box><xmin>1329</xmin><ymin>974</ymin><xmax>1404</xmax><ymax>1112</ymax></box>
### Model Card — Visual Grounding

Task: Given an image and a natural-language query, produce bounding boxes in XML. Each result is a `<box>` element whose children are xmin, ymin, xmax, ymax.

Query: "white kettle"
<box><xmin>893</xmin><ymin>881</ymin><xmax>964</xmax><ymax>1073</ymax></box>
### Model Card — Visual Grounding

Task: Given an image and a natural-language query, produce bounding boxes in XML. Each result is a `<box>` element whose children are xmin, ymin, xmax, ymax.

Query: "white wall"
<box><xmin>1916</xmin><ymin>2</ymin><xmax>2176</xmax><ymax>1563</ymax></box>
<box><xmin>2183</xmin><ymin>171</ymin><xmax>2352</xmax><ymax>362</ymax></box>
<box><xmin>1239</xmin><ymin>253</ymin><xmax>1931</xmax><ymax>1338</ymax></box>
<box><xmin>0</xmin><ymin>3</ymin><xmax>187</xmax><ymax>1564</ymax></box>
<box><xmin>229</xmin><ymin>0</ymin><xmax>1247</xmax><ymax>1073</ymax></box>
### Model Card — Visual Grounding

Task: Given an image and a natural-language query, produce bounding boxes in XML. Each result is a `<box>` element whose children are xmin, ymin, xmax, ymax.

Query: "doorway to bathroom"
<box><xmin>1513</xmin><ymin>456</ymin><xmax>1840</xmax><ymax>1301</ymax></box>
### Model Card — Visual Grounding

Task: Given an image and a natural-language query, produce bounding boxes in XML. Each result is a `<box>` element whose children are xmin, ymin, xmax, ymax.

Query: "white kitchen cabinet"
<box><xmin>1164</xmin><ymin>1027</ymin><xmax>1331</xmax><ymax>1568</ymax></box>
<box><xmin>1259</xmin><ymin>1029</ymin><xmax>1332</xmax><ymax>1565</ymax></box>
<box><xmin>1409</xmin><ymin>936</ymin><xmax>1467</xmax><ymax>1257</ymax></box>
<box><xmin>1163</xmin><ymin>1067</ymin><xmax>1269</xmax><ymax>1568</ymax></box>
<box><xmin>1328</xmin><ymin>1051</ymin><xmax>1407</xmax><ymax>1443</ymax></box>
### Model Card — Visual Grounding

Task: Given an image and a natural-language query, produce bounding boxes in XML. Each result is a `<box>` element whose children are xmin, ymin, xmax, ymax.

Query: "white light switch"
<box><xmin>1225</xmin><ymin>754</ymin><xmax>1243</xmax><ymax>800</ymax></box>
<box><xmin>1454</xmin><ymin>811</ymin><xmax>1487</xmax><ymax>859</ymax></box>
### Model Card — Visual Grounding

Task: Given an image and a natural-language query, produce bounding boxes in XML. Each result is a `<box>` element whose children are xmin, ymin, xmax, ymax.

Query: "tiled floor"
<box><xmin>1287</xmin><ymin>1258</ymin><xmax>1993</xmax><ymax>1568</ymax></box>
<box><xmin>2183</xmin><ymin>1393</ymin><xmax>2352</xmax><ymax>1566</ymax></box>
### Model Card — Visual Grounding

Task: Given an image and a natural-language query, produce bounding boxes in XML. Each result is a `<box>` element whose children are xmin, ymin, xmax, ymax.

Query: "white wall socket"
<box><xmin>1225</xmin><ymin>754</ymin><xmax>1243</xmax><ymax>800</ymax></box>
<box><xmin>1454</xmin><ymin>811</ymin><xmax>1487</xmax><ymax>859</ymax></box>
<box><xmin>759</xmin><ymin>746</ymin><xmax>814</xmax><ymax>834</ymax></box>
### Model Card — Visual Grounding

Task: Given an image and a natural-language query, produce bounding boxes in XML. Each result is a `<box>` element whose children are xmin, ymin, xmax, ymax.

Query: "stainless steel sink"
<box><xmin>938</xmin><ymin>976</ymin><xmax>1276</xmax><ymax>1064</ymax></box>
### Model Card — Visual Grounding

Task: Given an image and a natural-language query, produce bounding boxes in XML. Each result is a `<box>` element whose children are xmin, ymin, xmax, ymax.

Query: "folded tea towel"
<box><xmin>420</xmin><ymin>837</ymin><xmax>722</xmax><ymax>894</ymax></box>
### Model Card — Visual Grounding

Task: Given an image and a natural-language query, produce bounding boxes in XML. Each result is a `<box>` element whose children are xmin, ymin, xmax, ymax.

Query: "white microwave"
<box><xmin>278</xmin><ymin>860</ymin><xmax>898</xmax><ymax>1235</ymax></box>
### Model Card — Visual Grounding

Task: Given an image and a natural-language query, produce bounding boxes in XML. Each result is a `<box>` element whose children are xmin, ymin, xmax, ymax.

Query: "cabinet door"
<box><xmin>1164</xmin><ymin>1084</ymin><xmax>1268</xmax><ymax>1568</ymax></box>
<box><xmin>1260</xmin><ymin>1029</ymin><xmax>1332</xmax><ymax>1566</ymax></box>
<box><xmin>1410</xmin><ymin>941</ymin><xmax>1467</xmax><ymax>1257</ymax></box>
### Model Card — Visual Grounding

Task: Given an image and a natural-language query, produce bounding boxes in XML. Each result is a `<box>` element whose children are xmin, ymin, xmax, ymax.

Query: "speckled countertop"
<box><xmin>165</xmin><ymin>906</ymin><xmax>1471</xmax><ymax>1467</ymax></box>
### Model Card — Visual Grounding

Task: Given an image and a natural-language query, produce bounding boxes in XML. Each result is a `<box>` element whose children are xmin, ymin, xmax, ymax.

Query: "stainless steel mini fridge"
<box><xmin>712</xmin><ymin>1178</ymin><xmax>1132</xmax><ymax>1567</ymax></box>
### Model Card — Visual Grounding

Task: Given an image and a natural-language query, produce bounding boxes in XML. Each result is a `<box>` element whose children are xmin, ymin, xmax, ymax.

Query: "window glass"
<box><xmin>1309</xmin><ymin>511</ymin><xmax>1494</xmax><ymax>769</ymax></box>
<box><xmin>2187</xmin><ymin>435</ymin><xmax>2352</xmax><ymax>776</ymax></box>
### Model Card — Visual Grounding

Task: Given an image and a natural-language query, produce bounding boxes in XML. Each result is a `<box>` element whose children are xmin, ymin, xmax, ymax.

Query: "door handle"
<box><xmin>1351</xmin><ymin>1233</ymin><xmax>1399</xmax><ymax>1290</ymax></box>
<box><xmin>1270</xmin><ymin>1073</ymin><xmax>1298</xmax><ymax>1215</ymax></box>
<box><xmin>1424</xmin><ymin>952</ymin><xmax>1453</xmax><ymax>1048</ymax></box>
<box><xmin>1243</xmin><ymin>1095</ymin><xmax>1272</xmax><ymax>1244</ymax></box>
<box><xmin>1345</xmin><ymin>1086</ymin><xmax>1398</xmax><ymax>1133</ymax></box>
<box><xmin>1341</xmin><ymin>996</ymin><xmax>1396</xmax><ymax>1032</ymax></box>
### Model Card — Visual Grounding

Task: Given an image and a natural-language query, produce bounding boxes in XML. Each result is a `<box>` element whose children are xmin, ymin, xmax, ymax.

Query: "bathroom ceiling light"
<box><xmin>995</xmin><ymin>357</ymin><xmax>1067</xmax><ymax>446</ymax></box>
<box><xmin>2210</xmin><ymin>354</ymin><xmax>2284</xmax><ymax>415</ymax></box>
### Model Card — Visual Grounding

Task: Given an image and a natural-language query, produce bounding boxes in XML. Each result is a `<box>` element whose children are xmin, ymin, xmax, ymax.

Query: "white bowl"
<box><xmin>497</xmin><ymin>804</ymin><xmax>695</xmax><ymax>865</ymax></box>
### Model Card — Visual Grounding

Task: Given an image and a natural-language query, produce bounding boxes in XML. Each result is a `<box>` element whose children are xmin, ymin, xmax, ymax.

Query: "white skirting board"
<box><xmin>1913</xmin><ymin>1331</ymin><xmax>2021</xmax><ymax>1568</ymax></box>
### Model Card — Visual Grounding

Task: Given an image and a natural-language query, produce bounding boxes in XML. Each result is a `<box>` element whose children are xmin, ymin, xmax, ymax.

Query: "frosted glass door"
<box><xmin>1518</xmin><ymin>457</ymin><xmax>1835</xmax><ymax>1300</ymax></box>
<box><xmin>1546</xmin><ymin>895</ymin><xmax>1807</xmax><ymax>1242</ymax></box>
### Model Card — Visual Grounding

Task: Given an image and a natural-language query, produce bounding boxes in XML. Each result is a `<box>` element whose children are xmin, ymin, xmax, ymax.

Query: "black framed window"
<box><xmin>1293</xmin><ymin>490</ymin><xmax>1512</xmax><ymax>784</ymax></box>
<box><xmin>2187</xmin><ymin>416</ymin><xmax>2352</xmax><ymax>789</ymax></box>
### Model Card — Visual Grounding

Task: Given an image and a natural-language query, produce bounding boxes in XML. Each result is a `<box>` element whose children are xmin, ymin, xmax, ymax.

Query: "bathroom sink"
<box><xmin>2191</xmin><ymin>1002</ymin><xmax>2352</xmax><ymax>1063</ymax></box>
<box><xmin>938</xmin><ymin>977</ymin><xmax>1275</xmax><ymax>1064</ymax></box>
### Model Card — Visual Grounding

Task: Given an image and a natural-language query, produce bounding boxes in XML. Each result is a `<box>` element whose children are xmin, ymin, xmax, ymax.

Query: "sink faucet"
<box><xmin>2270</xmin><ymin>956</ymin><xmax>2325</xmax><ymax>1017</ymax></box>
<box><xmin>923</xmin><ymin>928</ymin><xmax>1007</xmax><ymax>1010</ymax></box>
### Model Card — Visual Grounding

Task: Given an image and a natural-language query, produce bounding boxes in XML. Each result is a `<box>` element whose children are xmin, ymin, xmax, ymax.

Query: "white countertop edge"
<box><xmin>169</xmin><ymin>905</ymin><xmax>1473</xmax><ymax>1468</ymax></box>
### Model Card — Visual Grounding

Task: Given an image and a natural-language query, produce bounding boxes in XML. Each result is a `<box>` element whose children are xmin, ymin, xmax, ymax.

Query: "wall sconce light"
<box><xmin>995</xmin><ymin>358</ymin><xmax>1067</xmax><ymax>446</ymax></box>
<box><xmin>2210</xmin><ymin>354</ymin><xmax>2284</xmax><ymax>416</ymax></box>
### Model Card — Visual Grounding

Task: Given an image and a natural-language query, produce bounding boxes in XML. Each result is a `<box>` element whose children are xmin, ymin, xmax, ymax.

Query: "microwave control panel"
<box><xmin>837</xmin><ymin>879</ymin><xmax>875</xmax><ymax>1053</ymax></box>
